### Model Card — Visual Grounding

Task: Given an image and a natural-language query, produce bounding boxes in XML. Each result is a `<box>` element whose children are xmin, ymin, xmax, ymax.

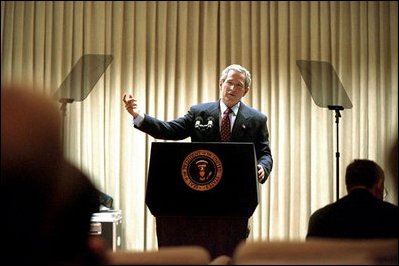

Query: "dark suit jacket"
<box><xmin>306</xmin><ymin>189</ymin><xmax>398</xmax><ymax>239</ymax></box>
<box><xmin>135</xmin><ymin>100</ymin><xmax>273</xmax><ymax>183</ymax></box>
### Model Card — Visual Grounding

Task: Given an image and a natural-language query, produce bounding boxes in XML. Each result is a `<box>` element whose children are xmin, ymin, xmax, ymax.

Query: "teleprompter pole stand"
<box><xmin>59</xmin><ymin>98</ymin><xmax>74</xmax><ymax>156</ymax></box>
<box><xmin>296</xmin><ymin>60</ymin><xmax>353</xmax><ymax>202</ymax></box>
<box><xmin>328</xmin><ymin>105</ymin><xmax>344</xmax><ymax>201</ymax></box>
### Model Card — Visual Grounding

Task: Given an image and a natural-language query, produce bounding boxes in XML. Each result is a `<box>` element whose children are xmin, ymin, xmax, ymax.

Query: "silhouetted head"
<box><xmin>1</xmin><ymin>86</ymin><xmax>106</xmax><ymax>265</ymax></box>
<box><xmin>345</xmin><ymin>159</ymin><xmax>385</xmax><ymax>200</ymax></box>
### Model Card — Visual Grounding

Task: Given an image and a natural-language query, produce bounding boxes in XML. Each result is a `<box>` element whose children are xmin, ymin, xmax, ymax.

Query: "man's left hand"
<box><xmin>257</xmin><ymin>165</ymin><xmax>265</xmax><ymax>182</ymax></box>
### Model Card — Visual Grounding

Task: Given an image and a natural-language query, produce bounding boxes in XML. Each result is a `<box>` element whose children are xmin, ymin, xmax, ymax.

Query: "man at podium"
<box><xmin>123</xmin><ymin>64</ymin><xmax>272</xmax><ymax>183</ymax></box>
<box><xmin>122</xmin><ymin>64</ymin><xmax>273</xmax><ymax>258</ymax></box>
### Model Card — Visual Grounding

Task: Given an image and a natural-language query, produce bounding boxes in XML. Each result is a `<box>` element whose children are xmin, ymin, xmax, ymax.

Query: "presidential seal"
<box><xmin>181</xmin><ymin>149</ymin><xmax>223</xmax><ymax>191</ymax></box>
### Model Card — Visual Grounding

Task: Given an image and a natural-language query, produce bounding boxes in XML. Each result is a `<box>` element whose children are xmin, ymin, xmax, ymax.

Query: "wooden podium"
<box><xmin>146</xmin><ymin>142</ymin><xmax>259</xmax><ymax>258</ymax></box>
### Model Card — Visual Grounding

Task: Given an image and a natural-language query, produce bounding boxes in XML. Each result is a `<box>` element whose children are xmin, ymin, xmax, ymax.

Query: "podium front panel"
<box><xmin>145</xmin><ymin>142</ymin><xmax>258</xmax><ymax>217</ymax></box>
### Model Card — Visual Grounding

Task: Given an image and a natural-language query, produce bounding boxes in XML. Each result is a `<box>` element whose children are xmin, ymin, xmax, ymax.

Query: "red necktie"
<box><xmin>220</xmin><ymin>108</ymin><xmax>232</xmax><ymax>142</ymax></box>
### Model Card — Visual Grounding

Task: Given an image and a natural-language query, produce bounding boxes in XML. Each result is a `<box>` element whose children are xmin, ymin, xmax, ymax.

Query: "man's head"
<box><xmin>345</xmin><ymin>159</ymin><xmax>385</xmax><ymax>199</ymax></box>
<box><xmin>1</xmin><ymin>86</ymin><xmax>63</xmax><ymax>262</ymax></box>
<box><xmin>1</xmin><ymin>86</ymin><xmax>106</xmax><ymax>264</ymax></box>
<box><xmin>1</xmin><ymin>86</ymin><xmax>63</xmax><ymax>173</ymax></box>
<box><xmin>219</xmin><ymin>64</ymin><xmax>251</xmax><ymax>108</ymax></box>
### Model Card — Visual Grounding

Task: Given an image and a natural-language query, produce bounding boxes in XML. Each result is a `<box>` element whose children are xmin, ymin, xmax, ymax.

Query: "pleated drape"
<box><xmin>1</xmin><ymin>1</ymin><xmax>397</xmax><ymax>251</ymax></box>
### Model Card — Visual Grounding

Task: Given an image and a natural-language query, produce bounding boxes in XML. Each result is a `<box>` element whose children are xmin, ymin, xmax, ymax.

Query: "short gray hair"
<box><xmin>219</xmin><ymin>64</ymin><xmax>252</xmax><ymax>88</ymax></box>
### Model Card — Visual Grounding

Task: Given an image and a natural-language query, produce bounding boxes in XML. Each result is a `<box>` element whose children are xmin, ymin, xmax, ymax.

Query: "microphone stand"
<box><xmin>196</xmin><ymin>118</ymin><xmax>214</xmax><ymax>131</ymax></box>
<box><xmin>328</xmin><ymin>105</ymin><xmax>344</xmax><ymax>201</ymax></box>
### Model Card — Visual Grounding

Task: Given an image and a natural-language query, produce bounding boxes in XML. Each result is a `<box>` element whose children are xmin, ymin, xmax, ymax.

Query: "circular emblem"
<box><xmin>181</xmin><ymin>149</ymin><xmax>223</xmax><ymax>191</ymax></box>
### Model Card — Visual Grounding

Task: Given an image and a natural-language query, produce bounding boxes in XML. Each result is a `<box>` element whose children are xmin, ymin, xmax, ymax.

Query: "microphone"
<box><xmin>195</xmin><ymin>116</ymin><xmax>204</xmax><ymax>129</ymax></box>
<box><xmin>206</xmin><ymin>117</ymin><xmax>215</xmax><ymax>129</ymax></box>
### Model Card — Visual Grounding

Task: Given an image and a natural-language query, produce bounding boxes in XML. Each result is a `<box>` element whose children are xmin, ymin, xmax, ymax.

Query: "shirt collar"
<box><xmin>220</xmin><ymin>101</ymin><xmax>240</xmax><ymax>116</ymax></box>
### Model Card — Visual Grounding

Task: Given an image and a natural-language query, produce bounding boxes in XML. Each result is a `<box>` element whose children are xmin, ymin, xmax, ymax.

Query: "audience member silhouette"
<box><xmin>307</xmin><ymin>159</ymin><xmax>398</xmax><ymax>239</ymax></box>
<box><xmin>1</xmin><ymin>86</ymin><xmax>110</xmax><ymax>265</ymax></box>
<box><xmin>388</xmin><ymin>140</ymin><xmax>398</xmax><ymax>192</ymax></box>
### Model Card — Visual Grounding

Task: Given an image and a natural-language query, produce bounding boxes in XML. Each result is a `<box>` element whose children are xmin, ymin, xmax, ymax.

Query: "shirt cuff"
<box><xmin>133</xmin><ymin>110</ymin><xmax>145</xmax><ymax>127</ymax></box>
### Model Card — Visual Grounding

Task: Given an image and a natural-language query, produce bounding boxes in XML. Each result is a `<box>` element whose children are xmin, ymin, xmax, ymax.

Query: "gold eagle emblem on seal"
<box><xmin>181</xmin><ymin>149</ymin><xmax>223</xmax><ymax>191</ymax></box>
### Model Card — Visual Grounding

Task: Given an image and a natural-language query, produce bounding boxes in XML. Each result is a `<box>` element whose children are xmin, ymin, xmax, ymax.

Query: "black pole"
<box><xmin>59</xmin><ymin>98</ymin><xmax>74</xmax><ymax>156</ymax></box>
<box><xmin>58</xmin><ymin>97</ymin><xmax>114</xmax><ymax>209</ymax></box>
<box><xmin>328</xmin><ymin>105</ymin><xmax>343</xmax><ymax>201</ymax></box>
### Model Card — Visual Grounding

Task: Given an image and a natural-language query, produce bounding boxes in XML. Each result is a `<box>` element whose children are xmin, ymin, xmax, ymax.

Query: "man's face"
<box><xmin>219</xmin><ymin>70</ymin><xmax>249</xmax><ymax>107</ymax></box>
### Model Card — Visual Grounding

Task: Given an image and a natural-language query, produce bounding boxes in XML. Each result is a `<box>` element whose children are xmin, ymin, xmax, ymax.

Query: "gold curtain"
<box><xmin>1</xmin><ymin>1</ymin><xmax>397</xmax><ymax>251</ymax></box>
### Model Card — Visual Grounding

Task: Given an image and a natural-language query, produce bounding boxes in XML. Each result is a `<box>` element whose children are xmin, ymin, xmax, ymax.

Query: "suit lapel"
<box><xmin>232</xmin><ymin>102</ymin><xmax>250</xmax><ymax>140</ymax></box>
<box><xmin>208</xmin><ymin>102</ymin><xmax>221</xmax><ymax>139</ymax></box>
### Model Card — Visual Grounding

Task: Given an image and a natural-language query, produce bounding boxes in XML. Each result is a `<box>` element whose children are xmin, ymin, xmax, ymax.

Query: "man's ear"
<box><xmin>243</xmin><ymin>87</ymin><xmax>249</xmax><ymax>96</ymax></box>
<box><xmin>373</xmin><ymin>180</ymin><xmax>384</xmax><ymax>200</ymax></box>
